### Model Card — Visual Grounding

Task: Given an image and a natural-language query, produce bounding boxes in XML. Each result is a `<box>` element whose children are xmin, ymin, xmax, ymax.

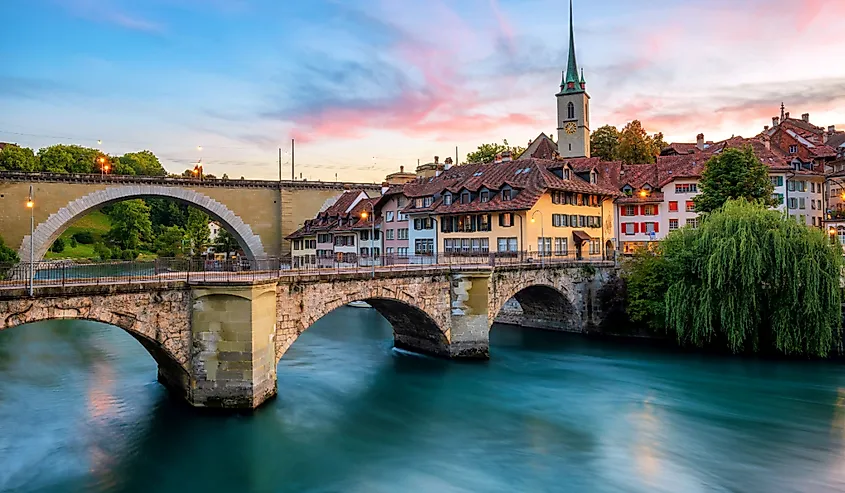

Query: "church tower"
<box><xmin>557</xmin><ymin>0</ymin><xmax>590</xmax><ymax>158</ymax></box>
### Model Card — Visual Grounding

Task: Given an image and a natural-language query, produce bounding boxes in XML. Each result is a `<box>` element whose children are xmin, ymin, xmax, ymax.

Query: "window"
<box><xmin>360</xmin><ymin>247</ymin><xmax>370</xmax><ymax>257</ymax></box>
<box><xmin>812</xmin><ymin>200</ymin><xmax>816</xmax><ymax>210</ymax></box>
<box><xmin>397</xmin><ymin>211</ymin><xmax>408</xmax><ymax>221</ymax></box>
<box><xmin>318</xmin><ymin>234</ymin><xmax>332</xmax><ymax>243</ymax></box>
<box><xmin>386</xmin><ymin>247</ymin><xmax>394</xmax><ymax>254</ymax></box>
<box><xmin>444</xmin><ymin>193</ymin><xmax>452</xmax><ymax>206</ymax></box>
<box><xmin>675</xmin><ymin>183</ymin><xmax>698</xmax><ymax>193</ymax></box>
<box><xmin>567</xmin><ymin>102</ymin><xmax>575</xmax><ymax>120</ymax></box>
<box><xmin>386</xmin><ymin>229</ymin><xmax>394</xmax><ymax>240</ymax></box>
<box><xmin>461</xmin><ymin>192</ymin><xmax>471</xmax><ymax>204</ymax></box>
<box><xmin>799</xmin><ymin>197</ymin><xmax>806</xmax><ymax>209</ymax></box>
<box><xmin>499</xmin><ymin>213</ymin><xmax>514</xmax><ymax>227</ymax></box>
<box><xmin>537</xmin><ymin>237</ymin><xmax>552</xmax><ymax>256</ymax></box>
<box><xmin>789</xmin><ymin>145</ymin><xmax>798</xmax><ymax>154</ymax></box>
<box><xmin>686</xmin><ymin>201</ymin><xmax>695</xmax><ymax>212</ymax></box>
<box><xmin>645</xmin><ymin>222</ymin><xmax>656</xmax><ymax>234</ymax></box>
<box><xmin>643</xmin><ymin>205</ymin><xmax>657</xmax><ymax>215</ymax></box>
<box><xmin>415</xmin><ymin>198</ymin><xmax>424</xmax><ymax>208</ymax></box>
<box><xmin>306</xmin><ymin>239</ymin><xmax>316</xmax><ymax>249</ymax></box>
<box><xmin>497</xmin><ymin>237</ymin><xmax>518</xmax><ymax>253</ymax></box>
<box><xmin>398</xmin><ymin>228</ymin><xmax>409</xmax><ymax>240</ymax></box>
<box><xmin>668</xmin><ymin>201</ymin><xmax>678</xmax><ymax>212</ymax></box>
<box><xmin>772</xmin><ymin>194</ymin><xmax>784</xmax><ymax>205</ymax></box>
<box><xmin>589</xmin><ymin>239</ymin><xmax>600</xmax><ymax>255</ymax></box>
<box><xmin>334</xmin><ymin>235</ymin><xmax>355</xmax><ymax>246</ymax></box>
<box><xmin>563</xmin><ymin>168</ymin><xmax>571</xmax><ymax>180</ymax></box>
<box><xmin>771</xmin><ymin>176</ymin><xmax>784</xmax><ymax>187</ymax></box>
<box><xmin>686</xmin><ymin>218</ymin><xmax>699</xmax><ymax>229</ymax></box>
<box><xmin>293</xmin><ymin>240</ymin><xmax>302</xmax><ymax>250</ymax></box>
<box><xmin>669</xmin><ymin>219</ymin><xmax>679</xmax><ymax>231</ymax></box>
<box><xmin>624</xmin><ymin>223</ymin><xmax>635</xmax><ymax>235</ymax></box>
<box><xmin>552</xmin><ymin>214</ymin><xmax>564</xmax><ymax>227</ymax></box>
<box><xmin>385</xmin><ymin>211</ymin><xmax>395</xmax><ymax>222</ymax></box>
<box><xmin>811</xmin><ymin>182</ymin><xmax>816</xmax><ymax>193</ymax></box>
<box><xmin>480</xmin><ymin>190</ymin><xmax>490</xmax><ymax>203</ymax></box>
<box><xmin>590</xmin><ymin>171</ymin><xmax>597</xmax><ymax>184</ymax></box>
<box><xmin>788</xmin><ymin>197</ymin><xmax>798</xmax><ymax>209</ymax></box>
<box><xmin>502</xmin><ymin>188</ymin><xmax>512</xmax><ymax>201</ymax></box>
<box><xmin>479</xmin><ymin>214</ymin><xmax>491</xmax><ymax>231</ymax></box>
<box><xmin>360</xmin><ymin>230</ymin><xmax>369</xmax><ymax>241</ymax></box>
<box><xmin>554</xmin><ymin>237</ymin><xmax>568</xmax><ymax>256</ymax></box>
<box><xmin>397</xmin><ymin>247</ymin><xmax>409</xmax><ymax>257</ymax></box>
<box><xmin>623</xmin><ymin>205</ymin><xmax>636</xmax><ymax>216</ymax></box>
<box><xmin>415</xmin><ymin>239</ymin><xmax>434</xmax><ymax>255</ymax></box>
<box><xmin>424</xmin><ymin>196</ymin><xmax>434</xmax><ymax>207</ymax></box>
<box><xmin>622</xmin><ymin>185</ymin><xmax>633</xmax><ymax>196</ymax></box>
<box><xmin>396</xmin><ymin>196</ymin><xmax>405</xmax><ymax>207</ymax></box>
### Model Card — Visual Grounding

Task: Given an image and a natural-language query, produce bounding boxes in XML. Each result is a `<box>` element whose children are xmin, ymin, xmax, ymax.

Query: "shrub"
<box><xmin>50</xmin><ymin>238</ymin><xmax>66</xmax><ymax>253</ymax></box>
<box><xmin>72</xmin><ymin>231</ymin><xmax>94</xmax><ymax>244</ymax></box>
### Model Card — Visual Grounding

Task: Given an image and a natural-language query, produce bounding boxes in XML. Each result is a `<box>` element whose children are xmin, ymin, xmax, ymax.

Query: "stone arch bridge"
<box><xmin>0</xmin><ymin>172</ymin><xmax>381</xmax><ymax>261</ymax></box>
<box><xmin>0</xmin><ymin>263</ymin><xmax>615</xmax><ymax>410</ymax></box>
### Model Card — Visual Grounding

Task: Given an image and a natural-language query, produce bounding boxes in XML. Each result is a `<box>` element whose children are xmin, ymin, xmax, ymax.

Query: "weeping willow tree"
<box><xmin>663</xmin><ymin>199</ymin><xmax>842</xmax><ymax>357</ymax></box>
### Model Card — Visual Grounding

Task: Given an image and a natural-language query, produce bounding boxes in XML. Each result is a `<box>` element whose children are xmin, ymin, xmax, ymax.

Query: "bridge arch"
<box><xmin>491</xmin><ymin>279</ymin><xmax>580</xmax><ymax>332</ymax></box>
<box><xmin>19</xmin><ymin>185</ymin><xmax>268</xmax><ymax>261</ymax></box>
<box><xmin>276</xmin><ymin>285</ymin><xmax>450</xmax><ymax>362</ymax></box>
<box><xmin>0</xmin><ymin>305</ymin><xmax>191</xmax><ymax>391</ymax></box>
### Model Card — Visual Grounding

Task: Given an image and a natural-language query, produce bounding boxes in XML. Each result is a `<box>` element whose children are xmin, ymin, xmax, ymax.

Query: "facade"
<box><xmin>287</xmin><ymin>189</ymin><xmax>371</xmax><ymax>267</ymax></box>
<box><xmin>375</xmin><ymin>186</ymin><xmax>411</xmax><ymax>259</ymax></box>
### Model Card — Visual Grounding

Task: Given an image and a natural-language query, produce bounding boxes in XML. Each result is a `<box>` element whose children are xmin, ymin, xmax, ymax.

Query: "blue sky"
<box><xmin>2</xmin><ymin>0</ymin><xmax>844</xmax><ymax>181</ymax></box>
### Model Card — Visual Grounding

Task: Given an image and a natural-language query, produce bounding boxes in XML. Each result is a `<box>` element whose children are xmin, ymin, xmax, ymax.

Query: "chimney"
<box><xmin>501</xmin><ymin>150</ymin><xmax>512</xmax><ymax>163</ymax></box>
<box><xmin>772</xmin><ymin>116</ymin><xmax>780</xmax><ymax>127</ymax></box>
<box><xmin>399</xmin><ymin>165</ymin><xmax>404</xmax><ymax>173</ymax></box>
<box><xmin>829</xmin><ymin>125</ymin><xmax>836</xmax><ymax>133</ymax></box>
<box><xmin>802</xmin><ymin>113</ymin><xmax>810</xmax><ymax>123</ymax></box>
<box><xmin>764</xmin><ymin>125</ymin><xmax>769</xmax><ymax>131</ymax></box>
<box><xmin>762</xmin><ymin>133</ymin><xmax>771</xmax><ymax>151</ymax></box>
<box><xmin>785</xmin><ymin>111</ymin><xmax>790</xmax><ymax>120</ymax></box>
<box><xmin>434</xmin><ymin>156</ymin><xmax>439</xmax><ymax>164</ymax></box>
<box><xmin>696</xmin><ymin>133</ymin><xmax>705</xmax><ymax>150</ymax></box>
<box><xmin>444</xmin><ymin>157</ymin><xmax>453</xmax><ymax>169</ymax></box>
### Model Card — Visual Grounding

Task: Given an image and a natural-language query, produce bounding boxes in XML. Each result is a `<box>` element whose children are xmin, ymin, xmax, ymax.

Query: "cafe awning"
<box><xmin>572</xmin><ymin>230</ymin><xmax>592</xmax><ymax>243</ymax></box>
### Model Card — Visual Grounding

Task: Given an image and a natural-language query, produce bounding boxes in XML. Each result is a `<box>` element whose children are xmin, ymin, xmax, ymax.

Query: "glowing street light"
<box><xmin>639</xmin><ymin>189</ymin><xmax>649</xmax><ymax>198</ymax></box>
<box><xmin>27</xmin><ymin>185</ymin><xmax>34</xmax><ymax>296</ymax></box>
<box><xmin>360</xmin><ymin>205</ymin><xmax>376</xmax><ymax>278</ymax></box>
<box><xmin>531</xmin><ymin>210</ymin><xmax>545</xmax><ymax>267</ymax></box>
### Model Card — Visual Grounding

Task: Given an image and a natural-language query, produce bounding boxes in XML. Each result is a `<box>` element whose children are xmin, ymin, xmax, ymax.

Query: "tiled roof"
<box><xmin>826</xmin><ymin>133</ymin><xmax>845</xmax><ymax>150</ymax></box>
<box><xmin>323</xmin><ymin>189</ymin><xmax>367</xmax><ymax>215</ymax></box>
<box><xmin>618</xmin><ymin>163</ymin><xmax>658</xmax><ymax>189</ymax></box>
<box><xmin>520</xmin><ymin>133</ymin><xmax>558</xmax><ymax>160</ymax></box>
<box><xmin>402</xmin><ymin>163</ymin><xmax>483</xmax><ymax>198</ymax></box>
<box><xmin>617</xmin><ymin>192</ymin><xmax>665</xmax><ymax>204</ymax></box>
<box><xmin>661</xmin><ymin>143</ymin><xmax>699</xmax><ymax>155</ymax></box>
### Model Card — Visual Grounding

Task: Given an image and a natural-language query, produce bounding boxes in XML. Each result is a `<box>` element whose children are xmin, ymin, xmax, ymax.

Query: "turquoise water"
<box><xmin>2</xmin><ymin>307</ymin><xmax>845</xmax><ymax>492</ymax></box>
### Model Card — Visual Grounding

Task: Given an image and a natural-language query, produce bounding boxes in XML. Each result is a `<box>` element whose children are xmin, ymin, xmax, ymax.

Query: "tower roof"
<box><xmin>558</xmin><ymin>0</ymin><xmax>584</xmax><ymax>95</ymax></box>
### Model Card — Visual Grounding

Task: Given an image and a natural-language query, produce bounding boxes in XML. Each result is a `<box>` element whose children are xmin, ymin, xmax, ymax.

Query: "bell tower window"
<box><xmin>567</xmin><ymin>102</ymin><xmax>575</xmax><ymax>120</ymax></box>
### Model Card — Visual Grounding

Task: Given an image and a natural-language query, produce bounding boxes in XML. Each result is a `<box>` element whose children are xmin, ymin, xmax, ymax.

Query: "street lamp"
<box><xmin>98</xmin><ymin>156</ymin><xmax>109</xmax><ymax>178</ymax></box>
<box><xmin>531</xmin><ymin>210</ymin><xmax>544</xmax><ymax>268</ymax></box>
<box><xmin>27</xmin><ymin>185</ymin><xmax>34</xmax><ymax>296</ymax></box>
<box><xmin>361</xmin><ymin>204</ymin><xmax>376</xmax><ymax>279</ymax></box>
<box><xmin>193</xmin><ymin>163</ymin><xmax>203</xmax><ymax>181</ymax></box>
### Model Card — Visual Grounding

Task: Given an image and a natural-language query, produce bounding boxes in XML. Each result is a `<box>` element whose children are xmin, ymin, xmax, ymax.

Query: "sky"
<box><xmin>2</xmin><ymin>0</ymin><xmax>844</xmax><ymax>182</ymax></box>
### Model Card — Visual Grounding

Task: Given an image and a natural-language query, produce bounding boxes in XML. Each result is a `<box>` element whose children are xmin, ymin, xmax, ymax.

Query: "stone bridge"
<box><xmin>0</xmin><ymin>263</ymin><xmax>615</xmax><ymax>410</ymax></box>
<box><xmin>0</xmin><ymin>172</ymin><xmax>381</xmax><ymax>260</ymax></box>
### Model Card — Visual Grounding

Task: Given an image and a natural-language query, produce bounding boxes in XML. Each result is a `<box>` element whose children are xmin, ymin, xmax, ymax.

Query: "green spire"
<box><xmin>564</xmin><ymin>0</ymin><xmax>579</xmax><ymax>86</ymax></box>
<box><xmin>580</xmin><ymin>67</ymin><xmax>585</xmax><ymax>84</ymax></box>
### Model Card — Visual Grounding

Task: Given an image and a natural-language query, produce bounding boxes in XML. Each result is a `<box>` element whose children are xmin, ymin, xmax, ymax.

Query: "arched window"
<box><xmin>567</xmin><ymin>102</ymin><xmax>575</xmax><ymax>120</ymax></box>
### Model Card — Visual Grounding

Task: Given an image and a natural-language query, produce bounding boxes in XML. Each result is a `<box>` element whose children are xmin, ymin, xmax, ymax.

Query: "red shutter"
<box><xmin>634</xmin><ymin>222</ymin><xmax>639</xmax><ymax>233</ymax></box>
<box><xmin>654</xmin><ymin>222</ymin><xmax>659</xmax><ymax>233</ymax></box>
<box><xmin>641</xmin><ymin>222</ymin><xmax>647</xmax><ymax>233</ymax></box>
<box><xmin>620</xmin><ymin>207</ymin><xmax>626</xmax><ymax>217</ymax></box>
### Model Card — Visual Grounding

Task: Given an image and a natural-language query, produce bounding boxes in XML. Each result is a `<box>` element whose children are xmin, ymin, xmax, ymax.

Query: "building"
<box><xmin>375</xmin><ymin>185</ymin><xmax>411</xmax><ymax>260</ymax></box>
<box><xmin>556</xmin><ymin>1</ymin><xmax>590</xmax><ymax>159</ymax></box>
<box><xmin>287</xmin><ymin>189</ymin><xmax>371</xmax><ymax>267</ymax></box>
<box><xmin>384</xmin><ymin>166</ymin><xmax>417</xmax><ymax>185</ymax></box>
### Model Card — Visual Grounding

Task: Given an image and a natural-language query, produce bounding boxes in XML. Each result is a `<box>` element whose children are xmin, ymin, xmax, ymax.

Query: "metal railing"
<box><xmin>0</xmin><ymin>252</ymin><xmax>610</xmax><ymax>292</ymax></box>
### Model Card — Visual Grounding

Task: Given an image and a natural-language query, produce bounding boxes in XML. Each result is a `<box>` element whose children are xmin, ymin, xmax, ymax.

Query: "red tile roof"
<box><xmin>661</xmin><ymin>143</ymin><xmax>699</xmax><ymax>155</ymax></box>
<box><xmin>519</xmin><ymin>133</ymin><xmax>558</xmax><ymax>160</ymax></box>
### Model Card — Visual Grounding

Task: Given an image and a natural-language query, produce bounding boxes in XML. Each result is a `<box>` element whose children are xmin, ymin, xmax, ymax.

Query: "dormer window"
<box><xmin>789</xmin><ymin>145</ymin><xmax>798</xmax><ymax>154</ymax></box>
<box><xmin>424</xmin><ymin>196</ymin><xmax>433</xmax><ymax>207</ymax></box>
<box><xmin>502</xmin><ymin>188</ymin><xmax>512</xmax><ymax>201</ymax></box>
<box><xmin>590</xmin><ymin>171</ymin><xmax>597</xmax><ymax>184</ymax></box>
<box><xmin>480</xmin><ymin>190</ymin><xmax>490</xmax><ymax>203</ymax></box>
<box><xmin>415</xmin><ymin>198</ymin><xmax>424</xmax><ymax>208</ymax></box>
<box><xmin>622</xmin><ymin>185</ymin><xmax>633</xmax><ymax>196</ymax></box>
<box><xmin>461</xmin><ymin>191</ymin><xmax>471</xmax><ymax>204</ymax></box>
<box><xmin>444</xmin><ymin>193</ymin><xmax>453</xmax><ymax>206</ymax></box>
<box><xmin>564</xmin><ymin>169</ymin><xmax>571</xmax><ymax>180</ymax></box>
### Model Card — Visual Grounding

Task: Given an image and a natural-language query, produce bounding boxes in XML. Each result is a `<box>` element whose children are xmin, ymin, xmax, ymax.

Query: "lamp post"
<box><xmin>531</xmin><ymin>210</ymin><xmax>544</xmax><ymax>268</ymax></box>
<box><xmin>361</xmin><ymin>203</ymin><xmax>376</xmax><ymax>278</ymax></box>
<box><xmin>98</xmin><ymin>156</ymin><xmax>109</xmax><ymax>178</ymax></box>
<box><xmin>27</xmin><ymin>186</ymin><xmax>34</xmax><ymax>296</ymax></box>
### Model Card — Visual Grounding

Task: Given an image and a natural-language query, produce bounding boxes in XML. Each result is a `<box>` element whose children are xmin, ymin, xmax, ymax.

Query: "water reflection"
<box><xmin>2</xmin><ymin>310</ymin><xmax>845</xmax><ymax>492</ymax></box>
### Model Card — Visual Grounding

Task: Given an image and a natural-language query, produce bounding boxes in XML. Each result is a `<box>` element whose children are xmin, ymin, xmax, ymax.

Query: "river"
<box><xmin>2</xmin><ymin>307</ymin><xmax>845</xmax><ymax>492</ymax></box>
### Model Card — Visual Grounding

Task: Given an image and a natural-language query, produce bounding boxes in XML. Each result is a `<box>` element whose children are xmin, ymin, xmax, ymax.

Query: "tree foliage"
<box><xmin>615</xmin><ymin>120</ymin><xmax>664</xmax><ymax>164</ymax></box>
<box><xmin>693</xmin><ymin>146</ymin><xmax>777</xmax><ymax>214</ymax></box>
<box><xmin>119</xmin><ymin>150</ymin><xmax>165</xmax><ymax>176</ymax></box>
<box><xmin>155</xmin><ymin>225</ymin><xmax>186</xmax><ymax>257</ymax></box>
<box><xmin>590</xmin><ymin>125</ymin><xmax>620</xmax><ymax>162</ymax></box>
<box><xmin>466</xmin><ymin>140</ymin><xmax>527</xmax><ymax>164</ymax></box>
<box><xmin>37</xmin><ymin>144</ymin><xmax>99</xmax><ymax>173</ymax></box>
<box><xmin>0</xmin><ymin>235</ymin><xmax>19</xmax><ymax>263</ymax></box>
<box><xmin>215</xmin><ymin>228</ymin><xmax>240</xmax><ymax>258</ymax></box>
<box><xmin>656</xmin><ymin>199</ymin><xmax>841</xmax><ymax>357</ymax></box>
<box><xmin>106</xmin><ymin>200</ymin><xmax>153</xmax><ymax>251</ymax></box>
<box><xmin>185</xmin><ymin>208</ymin><xmax>210</xmax><ymax>255</ymax></box>
<box><xmin>0</xmin><ymin>145</ymin><xmax>39</xmax><ymax>172</ymax></box>
<box><xmin>50</xmin><ymin>237</ymin><xmax>66</xmax><ymax>253</ymax></box>
<box><xmin>622</xmin><ymin>248</ymin><xmax>672</xmax><ymax>332</ymax></box>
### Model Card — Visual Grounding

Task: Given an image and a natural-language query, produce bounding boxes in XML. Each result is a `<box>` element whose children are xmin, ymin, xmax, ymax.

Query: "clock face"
<box><xmin>564</xmin><ymin>122</ymin><xmax>577</xmax><ymax>134</ymax></box>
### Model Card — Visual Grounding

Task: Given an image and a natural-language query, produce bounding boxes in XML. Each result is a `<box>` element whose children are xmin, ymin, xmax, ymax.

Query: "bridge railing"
<box><xmin>0</xmin><ymin>252</ymin><xmax>609</xmax><ymax>291</ymax></box>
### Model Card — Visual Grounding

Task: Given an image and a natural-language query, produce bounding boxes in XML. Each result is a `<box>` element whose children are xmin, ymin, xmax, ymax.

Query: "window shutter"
<box><xmin>634</xmin><ymin>222</ymin><xmax>639</xmax><ymax>234</ymax></box>
<box><xmin>498</xmin><ymin>214</ymin><xmax>504</xmax><ymax>227</ymax></box>
<box><xmin>641</xmin><ymin>222</ymin><xmax>646</xmax><ymax>232</ymax></box>
<box><xmin>654</xmin><ymin>222</ymin><xmax>659</xmax><ymax>233</ymax></box>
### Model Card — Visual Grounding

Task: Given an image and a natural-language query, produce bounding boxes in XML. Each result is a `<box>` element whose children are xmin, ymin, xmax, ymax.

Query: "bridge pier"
<box><xmin>185</xmin><ymin>282</ymin><xmax>278</xmax><ymax>409</ymax></box>
<box><xmin>449</xmin><ymin>273</ymin><xmax>491</xmax><ymax>359</ymax></box>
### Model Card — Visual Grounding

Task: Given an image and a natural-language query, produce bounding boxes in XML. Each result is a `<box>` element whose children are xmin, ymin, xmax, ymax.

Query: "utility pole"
<box><xmin>455</xmin><ymin>146</ymin><xmax>458</xmax><ymax>166</ymax></box>
<box><xmin>291</xmin><ymin>139</ymin><xmax>295</xmax><ymax>181</ymax></box>
<box><xmin>278</xmin><ymin>148</ymin><xmax>282</xmax><ymax>182</ymax></box>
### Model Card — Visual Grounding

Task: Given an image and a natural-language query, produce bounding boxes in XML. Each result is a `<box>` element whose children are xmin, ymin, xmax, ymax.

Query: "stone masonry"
<box><xmin>0</xmin><ymin>263</ymin><xmax>615</xmax><ymax>410</ymax></box>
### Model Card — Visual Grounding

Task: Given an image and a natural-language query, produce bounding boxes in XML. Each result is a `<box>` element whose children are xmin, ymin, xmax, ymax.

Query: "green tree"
<box><xmin>119</xmin><ymin>150</ymin><xmax>165</xmax><ymax>176</ymax></box>
<box><xmin>50</xmin><ymin>237</ymin><xmax>66</xmax><ymax>253</ymax></box>
<box><xmin>185</xmin><ymin>208</ymin><xmax>210</xmax><ymax>255</ymax></box>
<box><xmin>622</xmin><ymin>248</ymin><xmax>672</xmax><ymax>332</ymax></box>
<box><xmin>106</xmin><ymin>200</ymin><xmax>153</xmax><ymax>251</ymax></box>
<box><xmin>0</xmin><ymin>235</ymin><xmax>19</xmax><ymax>263</ymax></box>
<box><xmin>0</xmin><ymin>145</ymin><xmax>39</xmax><ymax>172</ymax></box>
<box><xmin>37</xmin><ymin>145</ymin><xmax>98</xmax><ymax>173</ymax></box>
<box><xmin>148</xmin><ymin>199</ymin><xmax>188</xmax><ymax>230</ymax></box>
<box><xmin>693</xmin><ymin>146</ymin><xmax>777</xmax><ymax>214</ymax></box>
<box><xmin>214</xmin><ymin>228</ymin><xmax>240</xmax><ymax>258</ymax></box>
<box><xmin>154</xmin><ymin>225</ymin><xmax>186</xmax><ymax>257</ymax></box>
<box><xmin>615</xmin><ymin>121</ymin><xmax>664</xmax><ymax>164</ymax></box>
<box><xmin>590</xmin><ymin>125</ymin><xmax>619</xmax><ymax>161</ymax></box>
<box><xmin>662</xmin><ymin>199</ymin><xmax>841</xmax><ymax>356</ymax></box>
<box><xmin>466</xmin><ymin>140</ymin><xmax>526</xmax><ymax>164</ymax></box>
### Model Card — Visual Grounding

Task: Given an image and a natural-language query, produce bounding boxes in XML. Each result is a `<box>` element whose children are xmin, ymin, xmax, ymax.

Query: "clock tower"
<box><xmin>557</xmin><ymin>0</ymin><xmax>590</xmax><ymax>158</ymax></box>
